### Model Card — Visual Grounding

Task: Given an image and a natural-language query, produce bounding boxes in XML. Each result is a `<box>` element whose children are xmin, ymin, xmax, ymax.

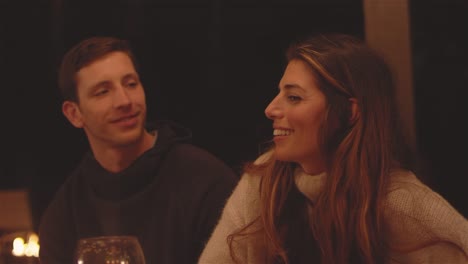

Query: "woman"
<box><xmin>198</xmin><ymin>34</ymin><xmax>468</xmax><ymax>263</ymax></box>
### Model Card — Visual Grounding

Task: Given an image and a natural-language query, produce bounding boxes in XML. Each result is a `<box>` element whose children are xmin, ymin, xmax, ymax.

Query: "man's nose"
<box><xmin>113</xmin><ymin>86</ymin><xmax>131</xmax><ymax>108</ymax></box>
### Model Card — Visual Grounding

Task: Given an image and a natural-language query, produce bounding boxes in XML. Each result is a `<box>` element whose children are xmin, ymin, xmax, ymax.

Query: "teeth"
<box><xmin>273</xmin><ymin>129</ymin><xmax>292</xmax><ymax>136</ymax></box>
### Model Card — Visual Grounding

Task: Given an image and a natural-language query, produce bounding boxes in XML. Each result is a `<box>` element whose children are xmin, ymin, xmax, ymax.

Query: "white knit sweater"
<box><xmin>199</xmin><ymin>165</ymin><xmax>468</xmax><ymax>263</ymax></box>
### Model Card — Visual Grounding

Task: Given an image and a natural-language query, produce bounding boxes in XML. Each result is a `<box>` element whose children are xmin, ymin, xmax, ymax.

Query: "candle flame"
<box><xmin>11</xmin><ymin>233</ymin><xmax>40</xmax><ymax>258</ymax></box>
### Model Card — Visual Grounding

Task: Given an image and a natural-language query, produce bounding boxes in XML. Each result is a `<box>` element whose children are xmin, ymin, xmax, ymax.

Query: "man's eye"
<box><xmin>95</xmin><ymin>89</ymin><xmax>108</xmax><ymax>96</ymax></box>
<box><xmin>127</xmin><ymin>81</ymin><xmax>138</xmax><ymax>88</ymax></box>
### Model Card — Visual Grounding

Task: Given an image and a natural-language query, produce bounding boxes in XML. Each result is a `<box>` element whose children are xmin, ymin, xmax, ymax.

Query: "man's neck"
<box><xmin>91</xmin><ymin>131</ymin><xmax>157</xmax><ymax>173</ymax></box>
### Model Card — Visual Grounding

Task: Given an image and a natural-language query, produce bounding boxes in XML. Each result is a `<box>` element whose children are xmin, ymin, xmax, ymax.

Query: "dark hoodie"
<box><xmin>39</xmin><ymin>121</ymin><xmax>238</xmax><ymax>264</ymax></box>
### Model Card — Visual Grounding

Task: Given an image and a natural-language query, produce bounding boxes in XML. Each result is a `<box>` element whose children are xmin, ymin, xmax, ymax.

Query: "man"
<box><xmin>39</xmin><ymin>36</ymin><xmax>238</xmax><ymax>264</ymax></box>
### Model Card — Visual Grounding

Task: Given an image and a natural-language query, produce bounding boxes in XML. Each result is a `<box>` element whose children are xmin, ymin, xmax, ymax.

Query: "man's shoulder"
<box><xmin>44</xmin><ymin>153</ymin><xmax>94</xmax><ymax>209</ymax></box>
<box><xmin>165</xmin><ymin>143</ymin><xmax>228</xmax><ymax>167</ymax></box>
<box><xmin>160</xmin><ymin>143</ymin><xmax>238</xmax><ymax>180</ymax></box>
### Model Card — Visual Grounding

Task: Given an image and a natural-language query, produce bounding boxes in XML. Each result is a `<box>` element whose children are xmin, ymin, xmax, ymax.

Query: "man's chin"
<box><xmin>113</xmin><ymin>130</ymin><xmax>145</xmax><ymax>147</ymax></box>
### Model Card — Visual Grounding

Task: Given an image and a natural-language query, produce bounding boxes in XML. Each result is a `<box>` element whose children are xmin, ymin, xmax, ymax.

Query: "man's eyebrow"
<box><xmin>89</xmin><ymin>80</ymin><xmax>111</xmax><ymax>91</ymax></box>
<box><xmin>122</xmin><ymin>73</ymin><xmax>139</xmax><ymax>81</ymax></box>
<box><xmin>87</xmin><ymin>73</ymin><xmax>139</xmax><ymax>92</ymax></box>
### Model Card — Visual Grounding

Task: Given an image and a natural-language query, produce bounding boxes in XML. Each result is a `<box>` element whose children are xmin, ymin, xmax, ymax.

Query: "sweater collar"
<box><xmin>294</xmin><ymin>167</ymin><xmax>326</xmax><ymax>202</ymax></box>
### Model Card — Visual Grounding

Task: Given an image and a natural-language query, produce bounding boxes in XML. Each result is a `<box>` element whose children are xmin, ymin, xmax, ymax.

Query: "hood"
<box><xmin>147</xmin><ymin>120</ymin><xmax>192</xmax><ymax>155</ymax></box>
<box><xmin>80</xmin><ymin>120</ymin><xmax>193</xmax><ymax>201</ymax></box>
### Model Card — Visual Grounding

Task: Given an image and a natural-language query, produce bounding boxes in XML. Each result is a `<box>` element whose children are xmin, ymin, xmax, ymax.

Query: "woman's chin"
<box><xmin>273</xmin><ymin>149</ymin><xmax>294</xmax><ymax>162</ymax></box>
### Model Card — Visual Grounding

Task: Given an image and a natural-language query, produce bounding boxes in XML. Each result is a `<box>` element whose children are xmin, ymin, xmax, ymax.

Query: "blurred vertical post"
<box><xmin>363</xmin><ymin>0</ymin><xmax>416</xmax><ymax>152</ymax></box>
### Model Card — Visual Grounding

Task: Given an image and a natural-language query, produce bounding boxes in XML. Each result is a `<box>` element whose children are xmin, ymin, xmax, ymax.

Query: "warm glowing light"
<box><xmin>12</xmin><ymin>238</ymin><xmax>25</xmax><ymax>256</ymax></box>
<box><xmin>11</xmin><ymin>233</ymin><xmax>40</xmax><ymax>258</ymax></box>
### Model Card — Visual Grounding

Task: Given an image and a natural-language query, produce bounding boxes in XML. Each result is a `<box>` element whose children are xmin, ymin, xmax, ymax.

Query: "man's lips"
<box><xmin>111</xmin><ymin>112</ymin><xmax>139</xmax><ymax>123</ymax></box>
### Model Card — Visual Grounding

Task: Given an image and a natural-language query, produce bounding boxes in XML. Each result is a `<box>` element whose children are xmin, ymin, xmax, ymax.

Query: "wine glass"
<box><xmin>73</xmin><ymin>236</ymin><xmax>146</xmax><ymax>264</ymax></box>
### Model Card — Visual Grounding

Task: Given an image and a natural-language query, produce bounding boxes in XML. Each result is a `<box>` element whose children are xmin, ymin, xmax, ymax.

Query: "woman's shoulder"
<box><xmin>384</xmin><ymin>169</ymin><xmax>468</xmax><ymax>256</ymax></box>
<box><xmin>237</xmin><ymin>150</ymin><xmax>273</xmax><ymax>189</ymax></box>
<box><xmin>228</xmin><ymin>151</ymin><xmax>273</xmax><ymax>205</ymax></box>
<box><xmin>385</xmin><ymin>169</ymin><xmax>465</xmax><ymax>221</ymax></box>
<box><xmin>386</xmin><ymin>170</ymin><xmax>432</xmax><ymax>204</ymax></box>
<box><xmin>219</xmin><ymin>152</ymin><xmax>271</xmax><ymax>227</ymax></box>
<box><xmin>385</xmin><ymin>170</ymin><xmax>461</xmax><ymax>215</ymax></box>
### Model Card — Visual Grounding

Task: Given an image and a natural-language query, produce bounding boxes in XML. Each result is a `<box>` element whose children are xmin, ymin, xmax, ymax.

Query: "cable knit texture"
<box><xmin>199</xmin><ymin>163</ymin><xmax>468</xmax><ymax>263</ymax></box>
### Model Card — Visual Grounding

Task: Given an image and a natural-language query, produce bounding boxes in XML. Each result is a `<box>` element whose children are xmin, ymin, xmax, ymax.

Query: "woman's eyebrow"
<box><xmin>280</xmin><ymin>83</ymin><xmax>306</xmax><ymax>92</ymax></box>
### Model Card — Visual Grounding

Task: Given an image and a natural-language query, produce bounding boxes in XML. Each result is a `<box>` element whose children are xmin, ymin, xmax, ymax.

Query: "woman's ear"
<box><xmin>349</xmin><ymin>98</ymin><xmax>360</xmax><ymax>124</ymax></box>
<box><xmin>62</xmin><ymin>101</ymin><xmax>84</xmax><ymax>128</ymax></box>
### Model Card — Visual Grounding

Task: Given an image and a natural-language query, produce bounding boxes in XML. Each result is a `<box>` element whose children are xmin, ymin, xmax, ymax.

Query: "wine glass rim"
<box><xmin>74</xmin><ymin>235</ymin><xmax>146</xmax><ymax>263</ymax></box>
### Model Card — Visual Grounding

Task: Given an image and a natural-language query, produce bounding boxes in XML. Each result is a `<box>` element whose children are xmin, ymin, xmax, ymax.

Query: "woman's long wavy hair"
<box><xmin>228</xmin><ymin>34</ymin><xmax>413</xmax><ymax>263</ymax></box>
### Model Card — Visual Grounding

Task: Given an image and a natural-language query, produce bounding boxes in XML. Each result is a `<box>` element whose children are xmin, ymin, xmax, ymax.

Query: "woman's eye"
<box><xmin>287</xmin><ymin>95</ymin><xmax>302</xmax><ymax>102</ymax></box>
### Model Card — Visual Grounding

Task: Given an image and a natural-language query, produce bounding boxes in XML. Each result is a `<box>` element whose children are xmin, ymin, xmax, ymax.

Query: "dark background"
<box><xmin>0</xmin><ymin>0</ymin><xmax>466</xmax><ymax>232</ymax></box>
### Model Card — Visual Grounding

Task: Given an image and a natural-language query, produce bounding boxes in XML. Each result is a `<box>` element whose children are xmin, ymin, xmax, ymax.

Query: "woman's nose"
<box><xmin>265</xmin><ymin>96</ymin><xmax>281</xmax><ymax>120</ymax></box>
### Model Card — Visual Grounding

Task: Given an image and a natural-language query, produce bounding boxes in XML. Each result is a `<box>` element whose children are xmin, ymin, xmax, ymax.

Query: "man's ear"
<box><xmin>349</xmin><ymin>98</ymin><xmax>360</xmax><ymax>124</ymax></box>
<box><xmin>62</xmin><ymin>101</ymin><xmax>84</xmax><ymax>128</ymax></box>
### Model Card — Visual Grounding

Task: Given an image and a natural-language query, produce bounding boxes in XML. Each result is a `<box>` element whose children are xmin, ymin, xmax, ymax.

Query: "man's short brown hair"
<box><xmin>58</xmin><ymin>36</ymin><xmax>139</xmax><ymax>102</ymax></box>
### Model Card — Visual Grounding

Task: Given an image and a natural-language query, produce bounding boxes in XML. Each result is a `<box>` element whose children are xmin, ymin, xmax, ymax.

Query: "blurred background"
<box><xmin>0</xmin><ymin>0</ymin><xmax>466</xmax><ymax>258</ymax></box>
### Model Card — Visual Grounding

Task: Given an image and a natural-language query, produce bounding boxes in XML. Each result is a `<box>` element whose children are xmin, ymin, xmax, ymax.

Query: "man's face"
<box><xmin>63</xmin><ymin>51</ymin><xmax>147</xmax><ymax>150</ymax></box>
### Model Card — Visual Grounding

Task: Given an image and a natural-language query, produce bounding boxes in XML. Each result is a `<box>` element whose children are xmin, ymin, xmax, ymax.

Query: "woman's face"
<box><xmin>265</xmin><ymin>59</ymin><xmax>327</xmax><ymax>174</ymax></box>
